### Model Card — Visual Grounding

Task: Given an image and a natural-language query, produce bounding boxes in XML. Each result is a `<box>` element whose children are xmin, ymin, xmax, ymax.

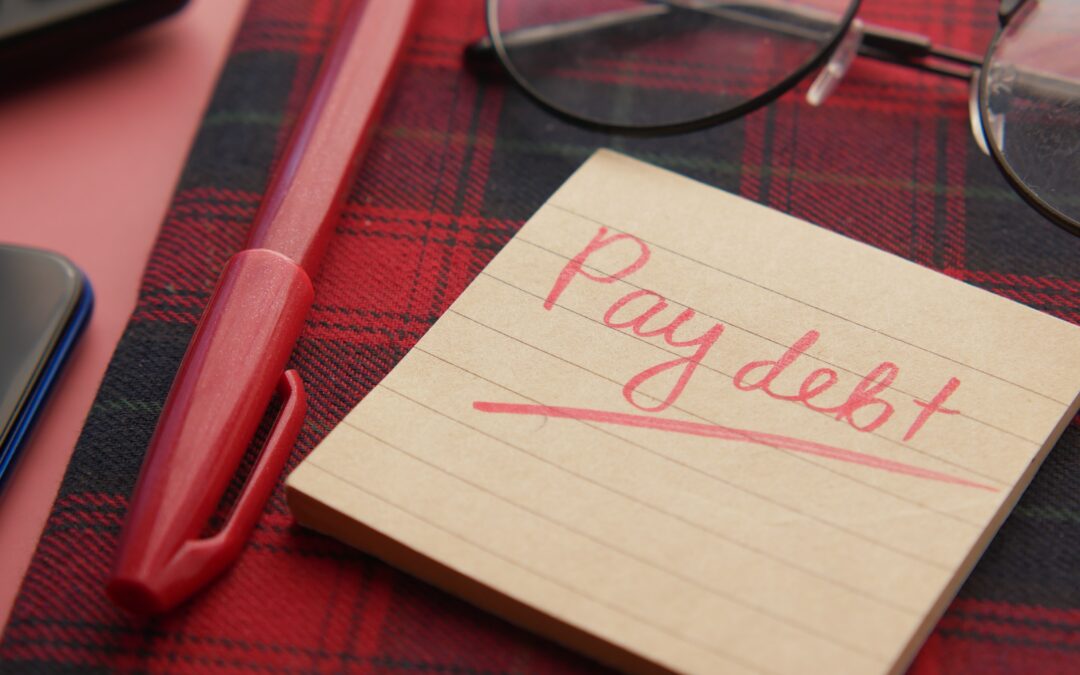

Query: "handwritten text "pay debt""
<box><xmin>543</xmin><ymin>227</ymin><xmax>962</xmax><ymax>443</ymax></box>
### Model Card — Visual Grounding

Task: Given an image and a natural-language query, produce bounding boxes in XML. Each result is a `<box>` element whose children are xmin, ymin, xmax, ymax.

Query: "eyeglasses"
<box><xmin>467</xmin><ymin>0</ymin><xmax>1080</xmax><ymax>237</ymax></box>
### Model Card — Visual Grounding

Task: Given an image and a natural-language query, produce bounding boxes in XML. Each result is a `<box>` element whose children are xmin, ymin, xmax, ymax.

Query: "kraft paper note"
<box><xmin>286</xmin><ymin>150</ymin><xmax>1080</xmax><ymax>675</ymax></box>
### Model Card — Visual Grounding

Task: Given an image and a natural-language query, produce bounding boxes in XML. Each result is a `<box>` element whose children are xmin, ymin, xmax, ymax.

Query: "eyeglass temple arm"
<box><xmin>465</xmin><ymin>1</ymin><xmax>981</xmax><ymax>79</ymax></box>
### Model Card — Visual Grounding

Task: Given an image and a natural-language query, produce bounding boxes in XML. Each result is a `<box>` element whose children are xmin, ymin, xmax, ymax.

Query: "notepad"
<box><xmin>286</xmin><ymin>150</ymin><xmax>1080</xmax><ymax>675</ymax></box>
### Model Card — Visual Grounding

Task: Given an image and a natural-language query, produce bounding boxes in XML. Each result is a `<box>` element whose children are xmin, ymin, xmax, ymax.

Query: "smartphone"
<box><xmin>0</xmin><ymin>0</ymin><xmax>189</xmax><ymax>73</ymax></box>
<box><xmin>0</xmin><ymin>245</ymin><xmax>93</xmax><ymax>488</ymax></box>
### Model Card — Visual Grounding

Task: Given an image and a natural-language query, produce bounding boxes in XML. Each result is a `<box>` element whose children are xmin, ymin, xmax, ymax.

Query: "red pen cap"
<box><xmin>107</xmin><ymin>250</ymin><xmax>310</xmax><ymax>615</ymax></box>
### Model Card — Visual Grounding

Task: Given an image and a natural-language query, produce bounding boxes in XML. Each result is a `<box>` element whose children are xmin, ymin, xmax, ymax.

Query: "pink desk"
<box><xmin>0</xmin><ymin>0</ymin><xmax>247</xmax><ymax>632</ymax></box>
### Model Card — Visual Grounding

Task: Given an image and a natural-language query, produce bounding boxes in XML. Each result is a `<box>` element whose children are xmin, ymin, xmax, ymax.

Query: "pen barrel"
<box><xmin>244</xmin><ymin>0</ymin><xmax>418</xmax><ymax>277</ymax></box>
<box><xmin>109</xmin><ymin>249</ymin><xmax>312</xmax><ymax>614</ymax></box>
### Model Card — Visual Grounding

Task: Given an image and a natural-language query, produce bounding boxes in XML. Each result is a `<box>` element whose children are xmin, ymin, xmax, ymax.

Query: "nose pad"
<box><xmin>969</xmin><ymin>69</ymin><xmax>1006</xmax><ymax>157</ymax></box>
<box><xmin>807</xmin><ymin>18</ymin><xmax>864</xmax><ymax>107</ymax></box>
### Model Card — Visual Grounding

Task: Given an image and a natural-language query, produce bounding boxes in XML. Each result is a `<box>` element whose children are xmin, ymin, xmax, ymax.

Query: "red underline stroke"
<box><xmin>472</xmin><ymin>401</ymin><xmax>999</xmax><ymax>492</ymax></box>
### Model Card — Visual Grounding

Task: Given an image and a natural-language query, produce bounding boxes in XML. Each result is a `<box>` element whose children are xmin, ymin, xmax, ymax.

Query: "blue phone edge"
<box><xmin>0</xmin><ymin>272</ymin><xmax>94</xmax><ymax>488</ymax></box>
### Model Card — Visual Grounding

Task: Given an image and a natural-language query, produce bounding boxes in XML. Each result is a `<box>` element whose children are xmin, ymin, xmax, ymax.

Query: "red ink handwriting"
<box><xmin>734</xmin><ymin>330</ymin><xmax>899</xmax><ymax>433</ymax></box>
<box><xmin>473</xmin><ymin>402</ymin><xmax>997</xmax><ymax>491</ymax></box>
<box><xmin>544</xmin><ymin>226</ymin><xmax>650</xmax><ymax>310</ymax></box>
<box><xmin>602</xmin><ymin>290</ymin><xmax>725</xmax><ymax>412</ymax></box>
<box><xmin>543</xmin><ymin>226</ymin><xmax>964</xmax><ymax>442</ymax></box>
<box><xmin>905</xmin><ymin>377</ymin><xmax>961</xmax><ymax>441</ymax></box>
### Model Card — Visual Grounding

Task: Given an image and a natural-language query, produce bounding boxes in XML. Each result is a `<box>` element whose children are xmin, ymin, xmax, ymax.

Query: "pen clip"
<box><xmin>162</xmin><ymin>369</ymin><xmax>306</xmax><ymax>595</ymax></box>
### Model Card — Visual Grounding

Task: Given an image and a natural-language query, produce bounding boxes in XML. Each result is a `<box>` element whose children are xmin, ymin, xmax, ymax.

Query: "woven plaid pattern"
<box><xmin>3</xmin><ymin>0</ymin><xmax>1078</xmax><ymax>672</ymax></box>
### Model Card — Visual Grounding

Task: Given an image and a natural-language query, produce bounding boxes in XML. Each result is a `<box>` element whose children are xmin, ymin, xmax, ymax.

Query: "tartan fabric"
<box><xmin>3</xmin><ymin>0</ymin><xmax>1079</xmax><ymax>672</ymax></box>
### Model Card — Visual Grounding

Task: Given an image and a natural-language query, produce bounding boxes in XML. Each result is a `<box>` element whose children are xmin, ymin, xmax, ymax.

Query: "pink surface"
<box><xmin>0</xmin><ymin>0</ymin><xmax>247</xmax><ymax>632</ymax></box>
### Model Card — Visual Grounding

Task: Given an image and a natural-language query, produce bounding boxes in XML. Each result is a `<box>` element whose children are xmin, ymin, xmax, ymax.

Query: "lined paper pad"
<box><xmin>286</xmin><ymin>150</ymin><xmax>1080</xmax><ymax>675</ymax></box>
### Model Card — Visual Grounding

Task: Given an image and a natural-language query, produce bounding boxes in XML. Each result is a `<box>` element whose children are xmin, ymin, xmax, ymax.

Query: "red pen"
<box><xmin>107</xmin><ymin>0</ymin><xmax>418</xmax><ymax>615</ymax></box>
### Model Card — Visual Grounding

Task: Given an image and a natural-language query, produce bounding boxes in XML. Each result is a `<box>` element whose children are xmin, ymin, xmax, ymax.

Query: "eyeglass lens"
<box><xmin>489</xmin><ymin>0</ymin><xmax>858</xmax><ymax>130</ymax></box>
<box><xmin>981</xmin><ymin>0</ymin><xmax>1080</xmax><ymax>230</ymax></box>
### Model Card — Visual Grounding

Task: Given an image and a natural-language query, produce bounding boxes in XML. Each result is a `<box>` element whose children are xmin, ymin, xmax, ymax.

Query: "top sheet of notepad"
<box><xmin>287</xmin><ymin>149</ymin><xmax>1080</xmax><ymax>675</ymax></box>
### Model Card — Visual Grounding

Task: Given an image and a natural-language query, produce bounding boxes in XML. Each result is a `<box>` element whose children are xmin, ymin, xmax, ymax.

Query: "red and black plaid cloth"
<box><xmin>3</xmin><ymin>0</ymin><xmax>1079</xmax><ymax>672</ymax></box>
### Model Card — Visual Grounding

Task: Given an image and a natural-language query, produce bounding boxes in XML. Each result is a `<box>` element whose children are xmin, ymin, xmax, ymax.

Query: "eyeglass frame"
<box><xmin>471</xmin><ymin>0</ymin><xmax>1079</xmax><ymax>237</ymax></box>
